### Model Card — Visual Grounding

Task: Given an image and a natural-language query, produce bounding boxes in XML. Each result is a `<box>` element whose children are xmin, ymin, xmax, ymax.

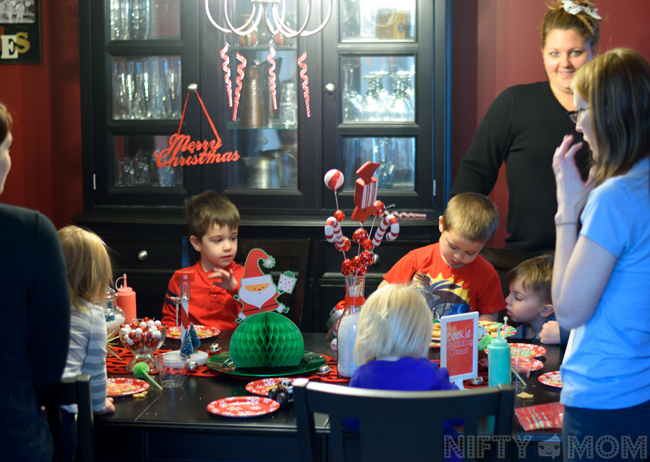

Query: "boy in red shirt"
<box><xmin>379</xmin><ymin>192</ymin><xmax>504</xmax><ymax>321</ymax></box>
<box><xmin>162</xmin><ymin>191</ymin><xmax>243</xmax><ymax>330</ymax></box>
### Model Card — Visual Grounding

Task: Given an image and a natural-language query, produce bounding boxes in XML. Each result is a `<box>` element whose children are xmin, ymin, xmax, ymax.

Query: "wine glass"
<box><xmin>389</xmin><ymin>72</ymin><xmax>414</xmax><ymax>121</ymax></box>
<box><xmin>361</xmin><ymin>74</ymin><xmax>387</xmax><ymax>121</ymax></box>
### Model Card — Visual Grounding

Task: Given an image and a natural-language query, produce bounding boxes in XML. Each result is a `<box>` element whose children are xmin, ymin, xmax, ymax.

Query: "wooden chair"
<box><xmin>36</xmin><ymin>374</ymin><xmax>95</xmax><ymax>462</ymax></box>
<box><xmin>235</xmin><ymin>238</ymin><xmax>312</xmax><ymax>329</ymax></box>
<box><xmin>293</xmin><ymin>379</ymin><xmax>514</xmax><ymax>462</ymax></box>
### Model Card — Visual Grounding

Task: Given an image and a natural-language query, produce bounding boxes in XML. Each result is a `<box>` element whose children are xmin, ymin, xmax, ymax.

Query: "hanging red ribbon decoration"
<box><xmin>233</xmin><ymin>53</ymin><xmax>247</xmax><ymax>122</ymax></box>
<box><xmin>220</xmin><ymin>42</ymin><xmax>233</xmax><ymax>108</ymax></box>
<box><xmin>298</xmin><ymin>51</ymin><xmax>311</xmax><ymax>118</ymax></box>
<box><xmin>177</xmin><ymin>85</ymin><xmax>221</xmax><ymax>145</ymax></box>
<box><xmin>268</xmin><ymin>47</ymin><xmax>278</xmax><ymax>111</ymax></box>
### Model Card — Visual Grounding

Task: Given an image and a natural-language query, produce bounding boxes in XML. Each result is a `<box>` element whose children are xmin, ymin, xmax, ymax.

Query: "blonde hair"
<box><xmin>573</xmin><ymin>48</ymin><xmax>650</xmax><ymax>186</ymax></box>
<box><xmin>506</xmin><ymin>254</ymin><xmax>554</xmax><ymax>305</ymax></box>
<box><xmin>441</xmin><ymin>192</ymin><xmax>499</xmax><ymax>242</ymax></box>
<box><xmin>185</xmin><ymin>190</ymin><xmax>240</xmax><ymax>241</ymax></box>
<box><xmin>58</xmin><ymin>226</ymin><xmax>113</xmax><ymax>311</ymax></box>
<box><xmin>541</xmin><ymin>0</ymin><xmax>601</xmax><ymax>53</ymax></box>
<box><xmin>353</xmin><ymin>284</ymin><xmax>432</xmax><ymax>366</ymax></box>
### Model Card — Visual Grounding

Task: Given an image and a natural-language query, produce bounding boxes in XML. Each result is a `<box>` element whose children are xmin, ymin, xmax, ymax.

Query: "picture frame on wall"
<box><xmin>0</xmin><ymin>0</ymin><xmax>41</xmax><ymax>64</ymax></box>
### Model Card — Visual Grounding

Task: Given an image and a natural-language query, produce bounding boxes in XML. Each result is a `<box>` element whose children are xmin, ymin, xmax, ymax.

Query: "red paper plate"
<box><xmin>538</xmin><ymin>371</ymin><xmax>562</xmax><ymax>388</ymax></box>
<box><xmin>167</xmin><ymin>325</ymin><xmax>221</xmax><ymax>340</ymax></box>
<box><xmin>484</xmin><ymin>344</ymin><xmax>547</xmax><ymax>358</ymax></box>
<box><xmin>479</xmin><ymin>357</ymin><xmax>544</xmax><ymax>371</ymax></box>
<box><xmin>107</xmin><ymin>378</ymin><xmax>150</xmax><ymax>397</ymax></box>
<box><xmin>245</xmin><ymin>378</ymin><xmax>295</xmax><ymax>397</ymax></box>
<box><xmin>207</xmin><ymin>396</ymin><xmax>280</xmax><ymax>417</ymax></box>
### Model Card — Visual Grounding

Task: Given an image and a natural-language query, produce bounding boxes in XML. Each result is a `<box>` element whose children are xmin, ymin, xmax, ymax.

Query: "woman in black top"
<box><xmin>451</xmin><ymin>0</ymin><xmax>602</xmax><ymax>252</ymax></box>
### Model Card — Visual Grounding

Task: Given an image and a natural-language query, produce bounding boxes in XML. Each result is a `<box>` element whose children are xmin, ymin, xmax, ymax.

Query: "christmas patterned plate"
<box><xmin>538</xmin><ymin>371</ymin><xmax>562</xmax><ymax>388</ymax></box>
<box><xmin>207</xmin><ymin>396</ymin><xmax>280</xmax><ymax>417</ymax></box>
<box><xmin>167</xmin><ymin>325</ymin><xmax>221</xmax><ymax>340</ymax></box>
<box><xmin>207</xmin><ymin>351</ymin><xmax>327</xmax><ymax>378</ymax></box>
<box><xmin>107</xmin><ymin>378</ymin><xmax>150</xmax><ymax>397</ymax></box>
<box><xmin>245</xmin><ymin>378</ymin><xmax>295</xmax><ymax>397</ymax></box>
<box><xmin>479</xmin><ymin>357</ymin><xmax>544</xmax><ymax>371</ymax></box>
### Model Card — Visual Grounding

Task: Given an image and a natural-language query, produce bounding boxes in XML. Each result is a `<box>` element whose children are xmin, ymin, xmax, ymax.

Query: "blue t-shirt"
<box><xmin>347</xmin><ymin>357</ymin><xmax>460</xmax><ymax>462</ymax></box>
<box><xmin>561</xmin><ymin>159</ymin><xmax>650</xmax><ymax>409</ymax></box>
<box><xmin>511</xmin><ymin>313</ymin><xmax>556</xmax><ymax>340</ymax></box>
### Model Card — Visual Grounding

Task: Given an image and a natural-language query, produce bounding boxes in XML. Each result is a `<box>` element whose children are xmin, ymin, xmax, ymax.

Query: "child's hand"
<box><xmin>540</xmin><ymin>321</ymin><xmax>561</xmax><ymax>345</ymax></box>
<box><xmin>207</xmin><ymin>268</ymin><xmax>238</xmax><ymax>292</ymax></box>
<box><xmin>94</xmin><ymin>397</ymin><xmax>115</xmax><ymax>416</ymax></box>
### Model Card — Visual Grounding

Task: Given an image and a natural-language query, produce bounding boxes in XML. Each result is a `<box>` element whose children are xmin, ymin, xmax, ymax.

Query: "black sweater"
<box><xmin>451</xmin><ymin>82</ymin><xmax>590</xmax><ymax>251</ymax></box>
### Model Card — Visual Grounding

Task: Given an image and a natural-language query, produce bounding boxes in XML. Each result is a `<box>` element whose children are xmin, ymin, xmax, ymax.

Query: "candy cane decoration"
<box><xmin>325</xmin><ymin>216</ymin><xmax>345</xmax><ymax>248</ymax></box>
<box><xmin>233</xmin><ymin>53</ymin><xmax>247</xmax><ymax>121</ymax></box>
<box><xmin>267</xmin><ymin>47</ymin><xmax>278</xmax><ymax>110</ymax></box>
<box><xmin>392</xmin><ymin>212</ymin><xmax>427</xmax><ymax>220</ymax></box>
<box><xmin>297</xmin><ymin>51</ymin><xmax>310</xmax><ymax>118</ymax></box>
<box><xmin>220</xmin><ymin>42</ymin><xmax>232</xmax><ymax>108</ymax></box>
<box><xmin>371</xmin><ymin>214</ymin><xmax>399</xmax><ymax>247</ymax></box>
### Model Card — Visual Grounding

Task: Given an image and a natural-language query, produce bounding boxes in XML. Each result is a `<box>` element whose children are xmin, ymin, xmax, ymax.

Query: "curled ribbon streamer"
<box><xmin>268</xmin><ymin>47</ymin><xmax>277</xmax><ymax>110</ymax></box>
<box><xmin>298</xmin><ymin>51</ymin><xmax>311</xmax><ymax>118</ymax></box>
<box><xmin>233</xmin><ymin>53</ymin><xmax>247</xmax><ymax>122</ymax></box>
<box><xmin>392</xmin><ymin>212</ymin><xmax>427</xmax><ymax>220</ymax></box>
<box><xmin>220</xmin><ymin>42</ymin><xmax>233</xmax><ymax>108</ymax></box>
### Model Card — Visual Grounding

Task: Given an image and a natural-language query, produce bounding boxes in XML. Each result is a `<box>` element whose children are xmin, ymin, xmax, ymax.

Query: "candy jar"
<box><xmin>336</xmin><ymin>275</ymin><xmax>366</xmax><ymax>378</ymax></box>
<box><xmin>119</xmin><ymin>318</ymin><xmax>167</xmax><ymax>372</ymax></box>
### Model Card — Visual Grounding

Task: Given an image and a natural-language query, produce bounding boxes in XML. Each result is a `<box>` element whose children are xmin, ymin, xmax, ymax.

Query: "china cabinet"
<box><xmin>76</xmin><ymin>0</ymin><xmax>451</xmax><ymax>332</ymax></box>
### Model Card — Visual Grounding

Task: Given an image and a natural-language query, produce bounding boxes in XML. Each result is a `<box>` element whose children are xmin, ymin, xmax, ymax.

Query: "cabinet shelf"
<box><xmin>227</xmin><ymin>122</ymin><xmax>297</xmax><ymax>130</ymax></box>
<box><xmin>106</xmin><ymin>40</ymin><xmax>185</xmax><ymax>56</ymax></box>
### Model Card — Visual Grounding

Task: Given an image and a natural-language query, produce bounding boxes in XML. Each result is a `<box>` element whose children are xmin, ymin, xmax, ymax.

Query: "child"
<box><xmin>162</xmin><ymin>190</ymin><xmax>244</xmax><ymax>330</ymax></box>
<box><xmin>505</xmin><ymin>254</ymin><xmax>568</xmax><ymax>343</ymax></box>
<box><xmin>58</xmin><ymin>226</ymin><xmax>115</xmax><ymax>461</ymax></box>
<box><xmin>379</xmin><ymin>192</ymin><xmax>503</xmax><ymax>321</ymax></box>
<box><xmin>350</xmin><ymin>284</ymin><xmax>460</xmax><ymax>462</ymax></box>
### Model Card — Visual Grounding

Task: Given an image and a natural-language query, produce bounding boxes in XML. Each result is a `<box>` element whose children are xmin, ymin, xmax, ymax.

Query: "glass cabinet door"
<box><xmin>322</xmin><ymin>0</ymin><xmax>448</xmax><ymax>213</ymax></box>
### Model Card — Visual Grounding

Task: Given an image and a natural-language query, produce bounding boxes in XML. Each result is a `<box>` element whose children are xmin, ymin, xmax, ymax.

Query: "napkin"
<box><xmin>515</xmin><ymin>402</ymin><xmax>564</xmax><ymax>431</ymax></box>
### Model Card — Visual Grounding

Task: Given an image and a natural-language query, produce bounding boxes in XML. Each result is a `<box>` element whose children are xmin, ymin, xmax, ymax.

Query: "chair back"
<box><xmin>36</xmin><ymin>374</ymin><xmax>95</xmax><ymax>462</ymax></box>
<box><xmin>293</xmin><ymin>378</ymin><xmax>514</xmax><ymax>462</ymax></box>
<box><xmin>235</xmin><ymin>238</ymin><xmax>312</xmax><ymax>328</ymax></box>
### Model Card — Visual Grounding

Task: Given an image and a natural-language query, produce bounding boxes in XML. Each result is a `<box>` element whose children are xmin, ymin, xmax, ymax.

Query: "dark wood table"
<box><xmin>96</xmin><ymin>333</ymin><xmax>564</xmax><ymax>462</ymax></box>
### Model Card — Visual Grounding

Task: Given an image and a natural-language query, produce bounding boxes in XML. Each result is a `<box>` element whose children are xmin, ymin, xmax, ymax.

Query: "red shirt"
<box><xmin>382</xmin><ymin>243</ymin><xmax>504</xmax><ymax>315</ymax></box>
<box><xmin>162</xmin><ymin>260</ymin><xmax>245</xmax><ymax>330</ymax></box>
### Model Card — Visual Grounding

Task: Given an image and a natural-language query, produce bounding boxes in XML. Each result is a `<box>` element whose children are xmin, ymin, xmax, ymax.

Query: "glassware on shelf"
<box><xmin>342</xmin><ymin>65</ymin><xmax>362</xmax><ymax>122</ymax></box>
<box><xmin>388</xmin><ymin>71</ymin><xmax>415</xmax><ymax>121</ymax></box>
<box><xmin>280</xmin><ymin>82</ymin><xmax>298</xmax><ymax>127</ymax></box>
<box><xmin>340</xmin><ymin>0</ymin><xmax>416</xmax><ymax>42</ymax></box>
<box><xmin>109</xmin><ymin>0</ymin><xmax>151</xmax><ymax>40</ymax></box>
<box><xmin>360</xmin><ymin>74</ymin><xmax>387</xmax><ymax>121</ymax></box>
<box><xmin>130</xmin><ymin>0</ymin><xmax>151</xmax><ymax>40</ymax></box>
<box><xmin>111</xmin><ymin>56</ymin><xmax>181</xmax><ymax>120</ymax></box>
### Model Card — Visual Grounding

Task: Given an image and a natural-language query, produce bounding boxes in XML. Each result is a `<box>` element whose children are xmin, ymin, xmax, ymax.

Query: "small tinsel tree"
<box><xmin>180</xmin><ymin>328</ymin><xmax>194</xmax><ymax>356</ymax></box>
<box><xmin>189</xmin><ymin>323</ymin><xmax>201</xmax><ymax>351</ymax></box>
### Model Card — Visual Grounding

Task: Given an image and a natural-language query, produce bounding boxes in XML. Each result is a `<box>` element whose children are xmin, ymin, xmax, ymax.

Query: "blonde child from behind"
<box><xmin>505</xmin><ymin>254</ymin><xmax>566</xmax><ymax>343</ymax></box>
<box><xmin>58</xmin><ymin>226</ymin><xmax>115</xmax><ymax>460</ymax></box>
<box><xmin>162</xmin><ymin>190</ymin><xmax>244</xmax><ymax>330</ymax></box>
<box><xmin>379</xmin><ymin>192</ymin><xmax>503</xmax><ymax>321</ymax></box>
<box><xmin>349</xmin><ymin>284</ymin><xmax>460</xmax><ymax>461</ymax></box>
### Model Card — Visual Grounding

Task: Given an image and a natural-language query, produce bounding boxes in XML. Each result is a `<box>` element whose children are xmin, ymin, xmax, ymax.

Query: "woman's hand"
<box><xmin>207</xmin><ymin>268</ymin><xmax>238</xmax><ymax>292</ymax></box>
<box><xmin>552</xmin><ymin>134</ymin><xmax>596</xmax><ymax>223</ymax></box>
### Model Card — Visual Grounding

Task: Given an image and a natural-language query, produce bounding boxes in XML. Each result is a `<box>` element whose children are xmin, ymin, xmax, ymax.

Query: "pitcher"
<box><xmin>240</xmin><ymin>62</ymin><xmax>268</xmax><ymax>128</ymax></box>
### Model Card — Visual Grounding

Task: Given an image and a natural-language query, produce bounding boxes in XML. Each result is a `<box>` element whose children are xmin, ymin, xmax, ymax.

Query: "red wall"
<box><xmin>1</xmin><ymin>1</ymin><xmax>650</xmax><ymax>236</ymax></box>
<box><xmin>452</xmin><ymin>0</ymin><xmax>650</xmax><ymax>247</ymax></box>
<box><xmin>0</xmin><ymin>0</ymin><xmax>82</xmax><ymax>229</ymax></box>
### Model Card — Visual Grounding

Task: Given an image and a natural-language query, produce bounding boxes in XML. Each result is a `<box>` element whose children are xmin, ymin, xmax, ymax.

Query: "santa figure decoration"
<box><xmin>234</xmin><ymin>248</ymin><xmax>298</xmax><ymax>323</ymax></box>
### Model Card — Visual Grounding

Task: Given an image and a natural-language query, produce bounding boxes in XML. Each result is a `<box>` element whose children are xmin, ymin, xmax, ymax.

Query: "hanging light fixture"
<box><xmin>205</xmin><ymin>0</ymin><xmax>333</xmax><ymax>38</ymax></box>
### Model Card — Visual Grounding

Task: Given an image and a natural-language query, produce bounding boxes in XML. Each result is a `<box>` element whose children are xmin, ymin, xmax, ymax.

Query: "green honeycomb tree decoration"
<box><xmin>230</xmin><ymin>312</ymin><xmax>304</xmax><ymax>368</ymax></box>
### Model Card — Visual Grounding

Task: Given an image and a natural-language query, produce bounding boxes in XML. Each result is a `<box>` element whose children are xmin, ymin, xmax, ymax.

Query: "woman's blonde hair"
<box><xmin>353</xmin><ymin>284</ymin><xmax>432</xmax><ymax>366</ymax></box>
<box><xmin>541</xmin><ymin>0</ymin><xmax>601</xmax><ymax>53</ymax></box>
<box><xmin>573</xmin><ymin>48</ymin><xmax>650</xmax><ymax>186</ymax></box>
<box><xmin>58</xmin><ymin>226</ymin><xmax>113</xmax><ymax>311</ymax></box>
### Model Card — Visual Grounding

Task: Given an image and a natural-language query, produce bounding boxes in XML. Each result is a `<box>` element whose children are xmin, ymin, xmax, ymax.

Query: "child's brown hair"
<box><xmin>441</xmin><ymin>192</ymin><xmax>499</xmax><ymax>242</ymax></box>
<box><xmin>185</xmin><ymin>190</ymin><xmax>240</xmax><ymax>241</ymax></box>
<box><xmin>506</xmin><ymin>254</ymin><xmax>554</xmax><ymax>305</ymax></box>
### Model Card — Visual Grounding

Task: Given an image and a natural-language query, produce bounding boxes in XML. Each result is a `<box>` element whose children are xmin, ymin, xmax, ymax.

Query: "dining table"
<box><xmin>96</xmin><ymin>330</ymin><xmax>565</xmax><ymax>462</ymax></box>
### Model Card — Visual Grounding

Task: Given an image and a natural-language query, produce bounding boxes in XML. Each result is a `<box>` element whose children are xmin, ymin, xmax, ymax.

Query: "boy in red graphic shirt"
<box><xmin>379</xmin><ymin>192</ymin><xmax>504</xmax><ymax>321</ymax></box>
